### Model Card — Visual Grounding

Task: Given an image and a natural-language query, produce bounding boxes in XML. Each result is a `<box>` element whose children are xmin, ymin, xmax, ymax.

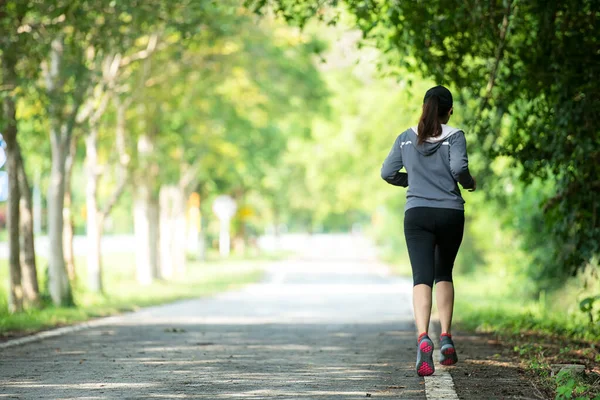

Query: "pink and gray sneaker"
<box><xmin>439</xmin><ymin>333</ymin><xmax>458</xmax><ymax>366</ymax></box>
<box><xmin>416</xmin><ymin>333</ymin><xmax>435</xmax><ymax>376</ymax></box>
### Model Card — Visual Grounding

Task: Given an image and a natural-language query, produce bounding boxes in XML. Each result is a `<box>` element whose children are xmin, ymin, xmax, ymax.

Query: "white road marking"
<box><xmin>425</xmin><ymin>321</ymin><xmax>460</xmax><ymax>399</ymax></box>
<box><xmin>425</xmin><ymin>370</ymin><xmax>460</xmax><ymax>399</ymax></box>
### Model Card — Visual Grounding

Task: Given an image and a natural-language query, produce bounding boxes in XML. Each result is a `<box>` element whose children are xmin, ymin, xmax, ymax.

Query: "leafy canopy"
<box><xmin>246</xmin><ymin>0</ymin><xmax>600</xmax><ymax>277</ymax></box>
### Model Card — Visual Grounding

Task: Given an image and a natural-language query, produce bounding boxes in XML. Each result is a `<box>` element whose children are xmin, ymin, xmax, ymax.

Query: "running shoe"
<box><xmin>439</xmin><ymin>334</ymin><xmax>458</xmax><ymax>366</ymax></box>
<box><xmin>416</xmin><ymin>334</ymin><xmax>435</xmax><ymax>376</ymax></box>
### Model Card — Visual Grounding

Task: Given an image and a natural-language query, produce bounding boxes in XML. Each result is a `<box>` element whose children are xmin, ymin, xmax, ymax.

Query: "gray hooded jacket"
<box><xmin>381</xmin><ymin>125</ymin><xmax>475</xmax><ymax>211</ymax></box>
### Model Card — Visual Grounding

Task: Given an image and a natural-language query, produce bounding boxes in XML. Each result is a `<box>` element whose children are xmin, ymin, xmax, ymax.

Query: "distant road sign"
<box><xmin>0</xmin><ymin>171</ymin><xmax>7</xmax><ymax>202</ymax></box>
<box><xmin>212</xmin><ymin>195</ymin><xmax>237</xmax><ymax>220</ymax></box>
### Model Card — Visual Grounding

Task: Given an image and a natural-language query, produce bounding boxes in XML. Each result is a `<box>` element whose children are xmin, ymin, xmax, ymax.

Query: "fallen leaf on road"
<box><xmin>164</xmin><ymin>328</ymin><xmax>186</xmax><ymax>333</ymax></box>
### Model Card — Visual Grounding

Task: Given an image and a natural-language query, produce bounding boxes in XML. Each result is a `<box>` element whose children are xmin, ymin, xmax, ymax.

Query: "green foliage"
<box><xmin>455</xmin><ymin>272</ymin><xmax>600</xmax><ymax>342</ymax></box>
<box><xmin>555</xmin><ymin>370</ymin><xmax>599</xmax><ymax>400</ymax></box>
<box><xmin>119</xmin><ymin>5</ymin><xmax>329</xmax><ymax>228</ymax></box>
<box><xmin>248</xmin><ymin>0</ymin><xmax>600</xmax><ymax>293</ymax></box>
<box><xmin>579</xmin><ymin>295</ymin><xmax>600</xmax><ymax>326</ymax></box>
<box><xmin>1</xmin><ymin>0</ymin><xmax>333</xmax><ymax>315</ymax></box>
<box><xmin>2</xmin><ymin>0</ymin><xmax>598</xmax><ymax>349</ymax></box>
<box><xmin>3</xmin><ymin>0</ymin><xmax>331</xmax><ymax>230</ymax></box>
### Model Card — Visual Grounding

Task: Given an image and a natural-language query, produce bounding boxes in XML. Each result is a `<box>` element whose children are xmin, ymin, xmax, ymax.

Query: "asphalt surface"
<box><xmin>1</xmin><ymin>235</ymin><xmax>431</xmax><ymax>399</ymax></box>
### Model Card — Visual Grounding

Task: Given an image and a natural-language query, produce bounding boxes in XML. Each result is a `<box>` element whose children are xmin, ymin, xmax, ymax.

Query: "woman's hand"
<box><xmin>468</xmin><ymin>177</ymin><xmax>477</xmax><ymax>192</ymax></box>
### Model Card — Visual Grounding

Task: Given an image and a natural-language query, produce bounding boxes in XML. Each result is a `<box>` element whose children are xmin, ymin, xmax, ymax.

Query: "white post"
<box><xmin>219</xmin><ymin>218</ymin><xmax>231</xmax><ymax>257</ymax></box>
<box><xmin>212</xmin><ymin>195</ymin><xmax>237</xmax><ymax>259</ymax></box>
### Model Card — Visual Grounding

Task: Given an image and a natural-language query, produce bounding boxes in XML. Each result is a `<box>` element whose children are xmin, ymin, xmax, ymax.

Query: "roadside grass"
<box><xmin>0</xmin><ymin>252</ymin><xmax>268</xmax><ymax>337</ymax></box>
<box><xmin>454</xmin><ymin>274</ymin><xmax>600</xmax><ymax>400</ymax></box>
<box><xmin>455</xmin><ymin>275</ymin><xmax>600</xmax><ymax>341</ymax></box>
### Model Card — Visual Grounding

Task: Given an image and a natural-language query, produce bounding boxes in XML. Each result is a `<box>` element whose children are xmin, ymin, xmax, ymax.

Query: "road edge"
<box><xmin>424</xmin><ymin>320</ymin><xmax>460</xmax><ymax>399</ymax></box>
<box><xmin>0</xmin><ymin>314</ymin><xmax>128</xmax><ymax>350</ymax></box>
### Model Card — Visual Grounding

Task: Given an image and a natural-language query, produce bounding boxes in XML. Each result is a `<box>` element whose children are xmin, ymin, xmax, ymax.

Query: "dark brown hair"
<box><xmin>417</xmin><ymin>95</ymin><xmax>451</xmax><ymax>145</ymax></box>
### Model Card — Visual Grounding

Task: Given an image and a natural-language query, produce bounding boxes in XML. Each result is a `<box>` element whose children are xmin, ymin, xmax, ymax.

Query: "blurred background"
<box><xmin>0</xmin><ymin>1</ymin><xmax>598</xmax><ymax>346</ymax></box>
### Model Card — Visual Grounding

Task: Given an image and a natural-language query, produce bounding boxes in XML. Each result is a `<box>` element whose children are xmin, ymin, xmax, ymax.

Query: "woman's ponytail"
<box><xmin>417</xmin><ymin>95</ymin><xmax>442</xmax><ymax>145</ymax></box>
<box><xmin>417</xmin><ymin>85</ymin><xmax>454</xmax><ymax>145</ymax></box>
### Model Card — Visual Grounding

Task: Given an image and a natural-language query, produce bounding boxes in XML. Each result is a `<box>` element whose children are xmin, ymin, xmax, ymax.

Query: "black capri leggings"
<box><xmin>404</xmin><ymin>207</ymin><xmax>465</xmax><ymax>287</ymax></box>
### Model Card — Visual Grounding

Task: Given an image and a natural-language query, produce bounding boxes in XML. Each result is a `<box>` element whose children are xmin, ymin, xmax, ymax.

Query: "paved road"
<box><xmin>1</xmin><ymin>235</ymin><xmax>434</xmax><ymax>399</ymax></box>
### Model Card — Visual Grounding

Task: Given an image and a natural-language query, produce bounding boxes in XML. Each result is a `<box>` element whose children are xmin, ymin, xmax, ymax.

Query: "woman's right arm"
<box><xmin>449</xmin><ymin>131</ymin><xmax>476</xmax><ymax>190</ymax></box>
<box><xmin>381</xmin><ymin>135</ymin><xmax>409</xmax><ymax>187</ymax></box>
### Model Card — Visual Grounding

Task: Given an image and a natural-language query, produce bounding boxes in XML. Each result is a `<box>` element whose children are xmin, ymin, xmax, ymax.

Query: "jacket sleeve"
<box><xmin>449</xmin><ymin>131</ymin><xmax>475</xmax><ymax>189</ymax></box>
<box><xmin>381</xmin><ymin>135</ymin><xmax>408</xmax><ymax>187</ymax></box>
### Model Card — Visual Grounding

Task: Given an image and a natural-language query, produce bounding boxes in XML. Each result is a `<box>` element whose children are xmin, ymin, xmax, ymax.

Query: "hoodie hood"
<box><xmin>409</xmin><ymin>125</ymin><xmax>462</xmax><ymax>156</ymax></box>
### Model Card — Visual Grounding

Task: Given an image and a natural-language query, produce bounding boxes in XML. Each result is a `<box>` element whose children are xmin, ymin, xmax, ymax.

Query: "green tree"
<box><xmin>137</xmin><ymin>10</ymin><xmax>328</xmax><ymax>262</ymax></box>
<box><xmin>0</xmin><ymin>0</ymin><xmax>58</xmax><ymax>310</ymax></box>
<box><xmin>247</xmin><ymin>0</ymin><xmax>600</xmax><ymax>280</ymax></box>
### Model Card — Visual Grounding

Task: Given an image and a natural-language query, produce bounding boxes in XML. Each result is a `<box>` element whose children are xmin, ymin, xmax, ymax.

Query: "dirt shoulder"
<box><xmin>449</xmin><ymin>328</ymin><xmax>600</xmax><ymax>400</ymax></box>
<box><xmin>449</xmin><ymin>329</ymin><xmax>547</xmax><ymax>399</ymax></box>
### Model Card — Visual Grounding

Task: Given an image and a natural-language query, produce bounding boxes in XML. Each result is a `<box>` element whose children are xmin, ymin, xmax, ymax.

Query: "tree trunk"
<box><xmin>17</xmin><ymin>148</ymin><xmax>40</xmax><ymax>308</ymax></box>
<box><xmin>95</xmin><ymin>96</ymin><xmax>130</xmax><ymax>287</ymax></box>
<box><xmin>159</xmin><ymin>186</ymin><xmax>175</xmax><ymax>280</ymax></box>
<box><xmin>159</xmin><ymin>186</ymin><xmax>186</xmax><ymax>279</ymax></box>
<box><xmin>149</xmin><ymin>193</ymin><xmax>160</xmax><ymax>277</ymax></box>
<box><xmin>176</xmin><ymin>189</ymin><xmax>185</xmax><ymax>275</ymax></box>
<box><xmin>85</xmin><ymin>127</ymin><xmax>102</xmax><ymax>292</ymax></box>
<box><xmin>134</xmin><ymin>130</ymin><xmax>160</xmax><ymax>284</ymax></box>
<box><xmin>233</xmin><ymin>190</ymin><xmax>246</xmax><ymax>256</ymax></box>
<box><xmin>198</xmin><ymin>218</ymin><xmax>207</xmax><ymax>261</ymax></box>
<box><xmin>63</xmin><ymin>133</ymin><xmax>77</xmax><ymax>283</ymax></box>
<box><xmin>3</xmin><ymin>97</ymin><xmax>24</xmax><ymax>313</ymax></box>
<box><xmin>2</xmin><ymin>40</ymin><xmax>24</xmax><ymax>312</ymax></box>
<box><xmin>86</xmin><ymin>214</ymin><xmax>103</xmax><ymax>293</ymax></box>
<box><xmin>48</xmin><ymin>135</ymin><xmax>73</xmax><ymax>306</ymax></box>
<box><xmin>46</xmin><ymin>36</ymin><xmax>74</xmax><ymax>307</ymax></box>
<box><xmin>134</xmin><ymin>182</ymin><xmax>160</xmax><ymax>284</ymax></box>
<box><xmin>134</xmin><ymin>186</ymin><xmax>151</xmax><ymax>285</ymax></box>
<box><xmin>186</xmin><ymin>193</ymin><xmax>202</xmax><ymax>260</ymax></box>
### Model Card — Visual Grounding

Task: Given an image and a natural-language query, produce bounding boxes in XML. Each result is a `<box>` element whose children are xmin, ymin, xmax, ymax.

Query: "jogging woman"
<box><xmin>380</xmin><ymin>85</ymin><xmax>476</xmax><ymax>377</ymax></box>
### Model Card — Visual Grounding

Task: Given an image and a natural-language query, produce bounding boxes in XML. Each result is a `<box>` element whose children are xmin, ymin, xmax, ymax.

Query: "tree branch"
<box><xmin>479</xmin><ymin>0</ymin><xmax>515</xmax><ymax>113</ymax></box>
<box><xmin>544</xmin><ymin>181</ymin><xmax>600</xmax><ymax>213</ymax></box>
<box><xmin>61</xmin><ymin>82</ymin><xmax>86</xmax><ymax>154</ymax></box>
<box><xmin>100</xmin><ymin>174</ymin><xmax>128</xmax><ymax>218</ymax></box>
<box><xmin>46</xmin><ymin>36</ymin><xmax>65</xmax><ymax>97</ymax></box>
<box><xmin>119</xmin><ymin>33</ymin><xmax>160</xmax><ymax>67</ymax></box>
<box><xmin>179</xmin><ymin>159</ymin><xmax>203</xmax><ymax>191</ymax></box>
<box><xmin>100</xmin><ymin>96</ymin><xmax>130</xmax><ymax>217</ymax></box>
<box><xmin>0</xmin><ymin>0</ymin><xmax>8</xmax><ymax>19</ymax></box>
<box><xmin>90</xmin><ymin>88</ymin><xmax>112</xmax><ymax>126</ymax></box>
<box><xmin>80</xmin><ymin>33</ymin><xmax>160</xmax><ymax>126</ymax></box>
